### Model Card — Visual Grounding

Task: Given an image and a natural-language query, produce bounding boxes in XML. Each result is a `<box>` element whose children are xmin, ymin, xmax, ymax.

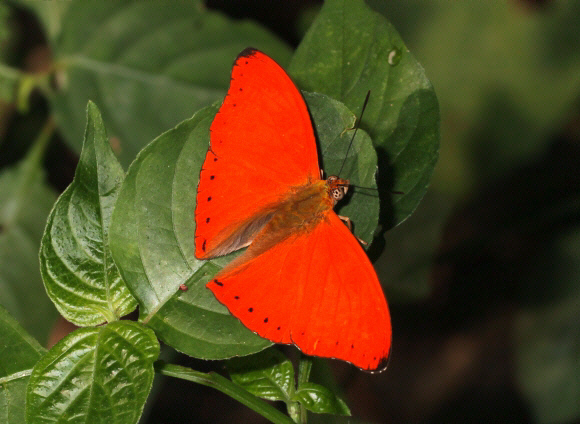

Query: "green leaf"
<box><xmin>0</xmin><ymin>123</ymin><xmax>58</xmax><ymax>344</ymax></box>
<box><xmin>40</xmin><ymin>102</ymin><xmax>137</xmax><ymax>326</ymax></box>
<box><xmin>228</xmin><ymin>349</ymin><xmax>295</xmax><ymax>402</ymax></box>
<box><xmin>155</xmin><ymin>362</ymin><xmax>296</xmax><ymax>424</ymax></box>
<box><xmin>304</xmin><ymin>92</ymin><xmax>378</xmax><ymax>244</ymax></box>
<box><xmin>0</xmin><ymin>305</ymin><xmax>46</xmax><ymax>424</ymax></box>
<box><xmin>293</xmin><ymin>382</ymin><xmax>350</xmax><ymax>416</ymax></box>
<box><xmin>109</xmin><ymin>92</ymin><xmax>378</xmax><ymax>360</ymax></box>
<box><xmin>48</xmin><ymin>0</ymin><xmax>292</xmax><ymax>166</ymax></box>
<box><xmin>109</xmin><ymin>104</ymin><xmax>270</xmax><ymax>359</ymax></box>
<box><xmin>289</xmin><ymin>0</ymin><xmax>439</xmax><ymax>227</ymax></box>
<box><xmin>26</xmin><ymin>320</ymin><xmax>159</xmax><ymax>424</ymax></box>
<box><xmin>0</xmin><ymin>63</ymin><xmax>20</xmax><ymax>103</ymax></box>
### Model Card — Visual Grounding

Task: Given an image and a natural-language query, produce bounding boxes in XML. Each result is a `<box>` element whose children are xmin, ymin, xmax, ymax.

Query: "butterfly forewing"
<box><xmin>195</xmin><ymin>49</ymin><xmax>320</xmax><ymax>259</ymax></box>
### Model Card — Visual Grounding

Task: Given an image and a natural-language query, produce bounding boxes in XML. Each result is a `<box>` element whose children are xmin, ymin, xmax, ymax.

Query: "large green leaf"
<box><xmin>0</xmin><ymin>305</ymin><xmax>45</xmax><ymax>424</ymax></box>
<box><xmin>47</xmin><ymin>0</ymin><xmax>291</xmax><ymax>166</ymax></box>
<box><xmin>0</xmin><ymin>126</ymin><xmax>57</xmax><ymax>343</ymax></box>
<box><xmin>109</xmin><ymin>92</ymin><xmax>378</xmax><ymax>360</ymax></box>
<box><xmin>109</xmin><ymin>104</ymin><xmax>270</xmax><ymax>359</ymax></box>
<box><xmin>26</xmin><ymin>320</ymin><xmax>159</xmax><ymax>424</ymax></box>
<box><xmin>304</xmin><ymin>92</ymin><xmax>378</xmax><ymax>243</ymax></box>
<box><xmin>40</xmin><ymin>102</ymin><xmax>137</xmax><ymax>326</ymax></box>
<box><xmin>289</xmin><ymin>0</ymin><xmax>439</xmax><ymax>228</ymax></box>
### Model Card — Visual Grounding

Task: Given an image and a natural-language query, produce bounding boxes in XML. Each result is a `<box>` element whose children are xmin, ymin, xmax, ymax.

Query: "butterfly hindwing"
<box><xmin>195</xmin><ymin>49</ymin><xmax>320</xmax><ymax>259</ymax></box>
<box><xmin>207</xmin><ymin>211</ymin><xmax>391</xmax><ymax>371</ymax></box>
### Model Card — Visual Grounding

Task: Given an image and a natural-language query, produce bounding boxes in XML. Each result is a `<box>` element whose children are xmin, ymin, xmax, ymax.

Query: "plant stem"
<box><xmin>154</xmin><ymin>361</ymin><xmax>295</xmax><ymax>424</ymax></box>
<box><xmin>297</xmin><ymin>354</ymin><xmax>313</xmax><ymax>423</ymax></box>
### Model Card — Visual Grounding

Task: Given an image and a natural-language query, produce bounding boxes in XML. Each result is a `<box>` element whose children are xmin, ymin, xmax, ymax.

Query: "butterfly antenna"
<box><xmin>338</xmin><ymin>90</ymin><xmax>371</xmax><ymax>176</ymax></box>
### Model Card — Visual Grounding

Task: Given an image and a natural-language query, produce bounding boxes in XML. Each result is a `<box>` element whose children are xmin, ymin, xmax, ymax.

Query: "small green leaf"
<box><xmin>26</xmin><ymin>320</ymin><xmax>159</xmax><ymax>424</ymax></box>
<box><xmin>293</xmin><ymin>382</ymin><xmax>351</xmax><ymax>416</ymax></box>
<box><xmin>0</xmin><ymin>305</ymin><xmax>46</xmax><ymax>424</ymax></box>
<box><xmin>0</xmin><ymin>122</ymin><xmax>58</xmax><ymax>343</ymax></box>
<box><xmin>290</xmin><ymin>0</ymin><xmax>440</xmax><ymax>227</ymax></box>
<box><xmin>228</xmin><ymin>349</ymin><xmax>295</xmax><ymax>403</ymax></box>
<box><xmin>49</xmin><ymin>0</ymin><xmax>292</xmax><ymax>166</ymax></box>
<box><xmin>40</xmin><ymin>102</ymin><xmax>137</xmax><ymax>326</ymax></box>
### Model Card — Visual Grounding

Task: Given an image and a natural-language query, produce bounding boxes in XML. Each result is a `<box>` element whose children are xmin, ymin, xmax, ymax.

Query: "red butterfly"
<box><xmin>195</xmin><ymin>48</ymin><xmax>391</xmax><ymax>371</ymax></box>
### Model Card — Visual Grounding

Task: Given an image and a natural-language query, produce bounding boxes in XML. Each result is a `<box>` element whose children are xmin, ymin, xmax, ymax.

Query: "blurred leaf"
<box><xmin>290</xmin><ymin>0</ymin><xmax>440</xmax><ymax>228</ymax></box>
<box><xmin>26</xmin><ymin>320</ymin><xmax>159</xmax><ymax>424</ymax></box>
<box><xmin>377</xmin><ymin>0</ymin><xmax>580</xmax><ymax>193</ymax></box>
<box><xmin>0</xmin><ymin>63</ymin><xmax>20</xmax><ymax>103</ymax></box>
<box><xmin>514</xmin><ymin>229</ymin><xmax>580</xmax><ymax>424</ymax></box>
<box><xmin>40</xmin><ymin>102</ymin><xmax>137</xmax><ymax>326</ymax></box>
<box><xmin>0</xmin><ymin>2</ymin><xmax>10</xmax><ymax>46</ymax></box>
<box><xmin>11</xmin><ymin>0</ymin><xmax>71</xmax><ymax>42</ymax></box>
<box><xmin>294</xmin><ymin>382</ymin><xmax>350</xmax><ymax>416</ymax></box>
<box><xmin>109</xmin><ymin>92</ymin><xmax>378</xmax><ymax>360</ymax></box>
<box><xmin>0</xmin><ymin>305</ymin><xmax>45</xmax><ymax>424</ymax></box>
<box><xmin>0</xmin><ymin>123</ymin><xmax>57</xmax><ymax>344</ymax></box>
<box><xmin>47</xmin><ymin>0</ymin><xmax>292</xmax><ymax>166</ymax></box>
<box><xmin>228</xmin><ymin>349</ymin><xmax>295</xmax><ymax>402</ymax></box>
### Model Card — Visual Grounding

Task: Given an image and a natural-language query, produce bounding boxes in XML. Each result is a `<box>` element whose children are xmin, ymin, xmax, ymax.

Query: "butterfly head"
<box><xmin>326</xmin><ymin>175</ymin><xmax>349</xmax><ymax>205</ymax></box>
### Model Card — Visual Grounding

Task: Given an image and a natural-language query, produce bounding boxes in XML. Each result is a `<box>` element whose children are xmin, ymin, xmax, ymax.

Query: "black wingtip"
<box><xmin>237</xmin><ymin>47</ymin><xmax>260</xmax><ymax>60</ymax></box>
<box><xmin>361</xmin><ymin>337</ymin><xmax>392</xmax><ymax>374</ymax></box>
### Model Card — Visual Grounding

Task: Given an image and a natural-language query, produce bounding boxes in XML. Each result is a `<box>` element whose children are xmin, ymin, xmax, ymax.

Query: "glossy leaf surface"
<box><xmin>0</xmin><ymin>306</ymin><xmax>45</xmax><ymax>424</ymax></box>
<box><xmin>40</xmin><ymin>102</ymin><xmax>136</xmax><ymax>326</ymax></box>
<box><xmin>26</xmin><ymin>321</ymin><xmax>159</xmax><ymax>424</ymax></box>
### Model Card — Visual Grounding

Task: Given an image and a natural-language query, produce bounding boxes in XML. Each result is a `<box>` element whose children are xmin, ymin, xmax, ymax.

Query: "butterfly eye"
<box><xmin>332</xmin><ymin>188</ymin><xmax>344</xmax><ymax>201</ymax></box>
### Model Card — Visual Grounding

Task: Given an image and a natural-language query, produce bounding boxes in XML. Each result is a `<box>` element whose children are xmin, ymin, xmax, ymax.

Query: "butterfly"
<box><xmin>194</xmin><ymin>48</ymin><xmax>391</xmax><ymax>372</ymax></box>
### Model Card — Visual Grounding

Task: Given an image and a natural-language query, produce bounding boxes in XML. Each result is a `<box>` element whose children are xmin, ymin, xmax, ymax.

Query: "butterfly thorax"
<box><xmin>230</xmin><ymin>178</ymin><xmax>347</xmax><ymax>266</ymax></box>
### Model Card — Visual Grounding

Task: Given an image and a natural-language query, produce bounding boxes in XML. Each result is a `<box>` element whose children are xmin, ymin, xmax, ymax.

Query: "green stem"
<box><xmin>297</xmin><ymin>354</ymin><xmax>313</xmax><ymax>423</ymax></box>
<box><xmin>154</xmin><ymin>361</ymin><xmax>295</xmax><ymax>424</ymax></box>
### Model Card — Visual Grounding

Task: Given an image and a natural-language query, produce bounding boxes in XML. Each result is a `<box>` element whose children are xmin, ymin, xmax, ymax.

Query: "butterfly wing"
<box><xmin>195</xmin><ymin>48</ymin><xmax>320</xmax><ymax>259</ymax></box>
<box><xmin>208</xmin><ymin>211</ymin><xmax>391</xmax><ymax>371</ymax></box>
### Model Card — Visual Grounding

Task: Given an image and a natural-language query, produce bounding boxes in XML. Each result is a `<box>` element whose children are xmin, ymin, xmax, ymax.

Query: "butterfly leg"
<box><xmin>338</xmin><ymin>215</ymin><xmax>368</xmax><ymax>245</ymax></box>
